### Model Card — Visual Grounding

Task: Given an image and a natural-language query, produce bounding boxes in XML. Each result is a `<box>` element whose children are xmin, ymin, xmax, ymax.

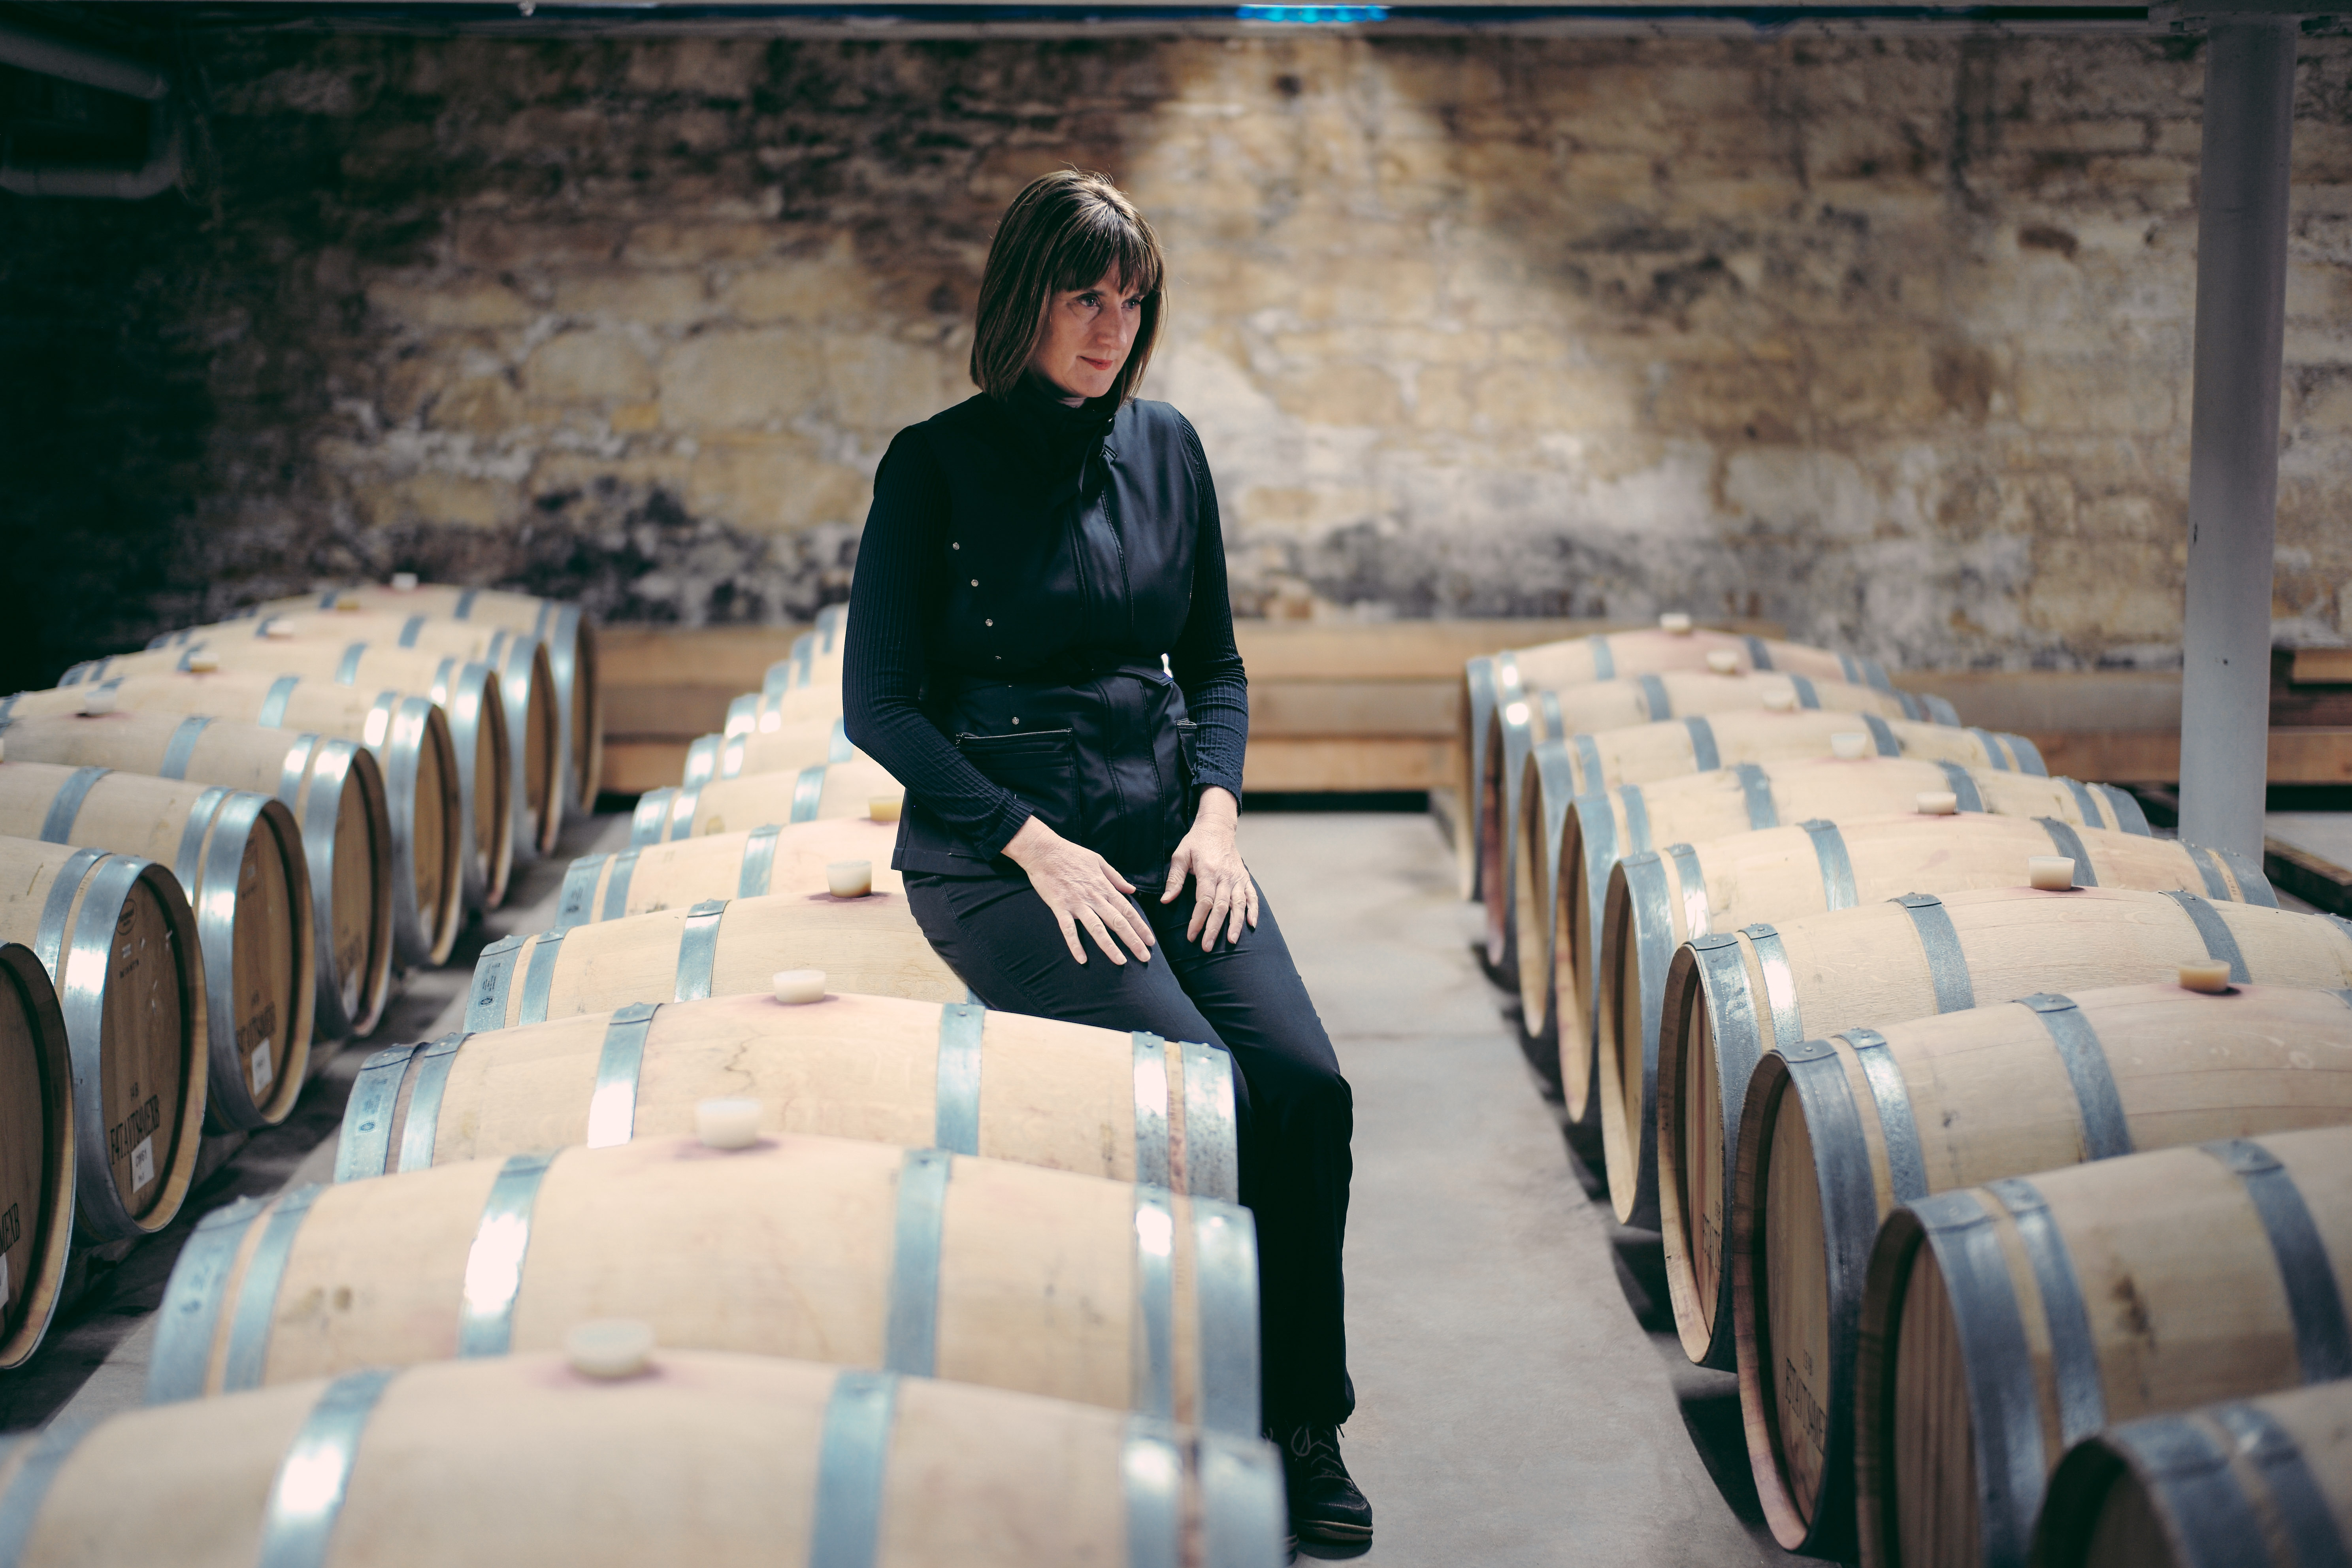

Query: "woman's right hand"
<box><xmin>1002</xmin><ymin>816</ymin><xmax>1155</xmax><ymax>966</ymax></box>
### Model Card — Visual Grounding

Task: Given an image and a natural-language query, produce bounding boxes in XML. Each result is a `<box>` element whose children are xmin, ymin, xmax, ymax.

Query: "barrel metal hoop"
<box><xmin>397</xmin><ymin>1033</ymin><xmax>469</xmax><ymax>1173</ymax></box>
<box><xmin>30</xmin><ymin>845</ymin><xmax>102</xmax><ymax>975</ymax></box>
<box><xmin>1984</xmin><ymin>1177</ymin><xmax>2107</xmax><ymax>1448</ymax></box>
<box><xmin>1741</xmin><ymin>635</ymin><xmax>1773</xmax><ymax>672</ymax></box>
<box><xmin>1836</xmin><ymin>1028</ymin><xmax>1928</xmax><ymax>1204</ymax></box>
<box><xmin>1691</xmin><ymin>935</ymin><xmax>1766</xmax><ymax>1133</ymax></box>
<box><xmin>1681</xmin><ymin>716</ymin><xmax>1721</xmax><ymax>773</ymax></box>
<box><xmin>1733</xmin><ymin>762</ymin><xmax>1777</xmax><ymax>831</ymax></box>
<box><xmin>1189</xmin><ymin>1198</ymin><xmax>1262</xmax><ymax>1437</ymax></box>
<box><xmin>336</xmin><ymin>1046</ymin><xmax>420</xmax><ymax>1182</ymax></box>
<box><xmin>1664</xmin><ymin>843</ymin><xmax>1711</xmax><ymax>940</ymax></box>
<box><xmin>1530</xmin><ymin>689</ymin><xmax>1559</xmax><ymax>741</ymax></box>
<box><xmin>2182</xmin><ymin>842</ymin><xmax>2234</xmax><ymax>901</ymax></box>
<box><xmin>2060</xmin><ymin>777</ymin><xmax>2101</xmax><ymax>829</ymax></box>
<box><xmin>276</xmin><ymin>736</ymin><xmax>322</xmax><ymax>829</ymax></box>
<box><xmin>931</xmin><ymin>1004</ymin><xmax>987</xmax><ymax>1157</ymax></box>
<box><xmin>2202</xmin><ymin>1138</ymin><xmax>2352</xmax><ymax>1383</ymax></box>
<box><xmin>222</xmin><ymin>1184</ymin><xmax>326</xmax><ymax>1391</ymax></box>
<box><xmin>456</xmin><ymin>1151</ymin><xmax>556</xmax><ymax>1357</ymax></box>
<box><xmin>1894</xmin><ymin>893</ymin><xmax>1975</xmax><ymax>1012</ymax></box>
<box><xmin>1790</xmin><ymin>673</ymin><xmax>1821</xmax><ymax>710</ymax></box>
<box><xmin>148</xmin><ymin>1194</ymin><xmax>270</xmax><ymax>1401</ymax></box>
<box><xmin>1179</xmin><ymin>1041</ymin><xmax>1240</xmax><ymax>1204</ymax></box>
<box><xmin>673</xmin><ymin>900</ymin><xmax>727</xmax><ymax>1002</ymax></box>
<box><xmin>1933</xmin><ymin>760</ymin><xmax>1984</xmax><ymax>814</ymax></box>
<box><xmin>681</xmin><ymin>735</ymin><xmax>719</xmax><ymax>790</ymax></box>
<box><xmin>1133</xmin><ymin>1187</ymin><xmax>1177</xmax><ymax>1421</ymax></box>
<box><xmin>1776</xmin><ymin>1040</ymin><xmax>1883</xmax><ymax>1490</ymax></box>
<box><xmin>390</xmin><ymin>615</ymin><xmax>422</xmax><ymax>649</ymax></box>
<box><xmin>794</xmin><ymin>631</ymin><xmax>816</xmax><ymax>688</ymax></box>
<box><xmin>738</xmin><ymin>824</ymin><xmax>782</xmax><ymax>899</ymax></box>
<box><xmin>258</xmin><ymin>677</ymin><xmax>303</xmax><ymax>729</ymax></box>
<box><xmin>1968</xmin><ymin>727</ymin><xmax>2013</xmax><ymax>771</ymax></box>
<box><xmin>466</xmin><ymin>934</ymin><xmax>527</xmax><ymax>1032</ymax></box>
<box><xmin>2013</xmin><ymin>994</ymin><xmax>2134</xmax><ymax>1162</ymax></box>
<box><xmin>59</xmin><ymin>853</ymin><xmax>151</xmax><ymax>1242</ymax></box>
<box><xmin>629</xmin><ymin>789</ymin><xmax>673</xmax><ymax>848</ymax></box>
<box><xmin>1862</xmin><ymin>713</ymin><xmax>1900</xmax><ymax>757</ymax></box>
<box><xmin>725</xmin><ymin>695</ymin><xmax>757</xmax><ymax>738</ymax></box>
<box><xmin>2115</xmin><ymin>1415</ymin><xmax>2273</xmax><ymax>1568</ymax></box>
<box><xmin>791</xmin><ymin>764</ymin><xmax>827</xmax><ymax>824</ymax></box>
<box><xmin>828</xmin><ymin>716</ymin><xmax>854</xmax><ymax>763</ymax></box>
<box><xmin>2099</xmin><ymin>784</ymin><xmax>2152</xmax><ymax>836</ymax></box>
<box><xmin>0</xmin><ymin>694</ymin><xmax>16</xmax><ymax>729</ymax></box>
<box><xmin>156</xmin><ymin>714</ymin><xmax>215</xmax><ymax>780</ymax></box>
<box><xmin>1909</xmin><ymin>1190</ymin><xmax>2047</xmax><ymax>1566</ymax></box>
<box><xmin>2162</xmin><ymin>889</ymin><xmax>2251</xmax><ymax>983</ymax></box>
<box><xmin>1837</xmin><ymin>650</ymin><xmax>1860</xmax><ymax>685</ymax></box>
<box><xmin>581</xmin><ymin>854</ymin><xmax>631</xmax><ymax>929</ymax></box>
<box><xmin>253</xmin><ymin>1362</ymin><xmax>398</xmax><ymax>1568</ymax></box>
<box><xmin>199</xmin><ymin>793</ymin><xmax>277</xmax><ymax>1123</ymax></box>
<box><xmin>1622</xmin><ymin>857</ymin><xmax>1680</xmax><ymax>1124</ymax></box>
<box><xmin>1123</xmin><ymin>1417</ymin><xmax>1185</xmax><ymax>1568</ymax></box>
<box><xmin>0</xmin><ymin>1418</ymin><xmax>94</xmax><ymax>1564</ymax></box>
<box><xmin>808</xmin><ymin>1369</ymin><xmax>897</xmax><ymax>1568</ymax></box>
<box><xmin>884</xmin><ymin>1148</ymin><xmax>952</xmax><ymax>1376</ymax></box>
<box><xmin>2211</xmin><ymin>845</ymin><xmax>2278</xmax><ymax>908</ymax></box>
<box><xmin>1634</xmin><ymin>672</ymin><xmax>1671</xmax><ymax>721</ymax></box>
<box><xmin>1573</xmin><ymin>733</ymin><xmax>1605</xmax><ymax>793</ymax></box>
<box><xmin>517</xmin><ymin>931</ymin><xmax>565</xmax><ymax>1026</ymax></box>
<box><xmin>554</xmin><ymin>856</ymin><xmax>603</xmax><ymax>934</ymax></box>
<box><xmin>1619</xmin><ymin>783</ymin><xmax>1653</xmax><ymax>855</ymax></box>
<box><xmin>573</xmin><ymin>1002</ymin><xmax>658</xmax><ymax>1150</ymax></box>
<box><xmin>38</xmin><ymin>765</ymin><xmax>110</xmax><ymax>844</ymax></box>
<box><xmin>332</xmin><ymin>643</ymin><xmax>367</xmax><ymax>685</ymax></box>
<box><xmin>719</xmin><ymin>734</ymin><xmax>746</xmax><ymax>778</ymax></box>
<box><xmin>2208</xmin><ymin>1402</ymin><xmax>2352</xmax><ymax>1568</ymax></box>
<box><xmin>1128</xmin><ymin>1032</ymin><xmax>1170</xmax><ymax>1187</ymax></box>
<box><xmin>666</xmin><ymin>786</ymin><xmax>699</xmax><ymax>842</ymax></box>
<box><xmin>1744</xmin><ymin>923</ymin><xmax>1804</xmax><ymax>1050</ymax></box>
<box><xmin>2034</xmin><ymin>818</ymin><xmax>2097</xmax><ymax>887</ymax></box>
<box><xmin>1798</xmin><ymin>819</ymin><xmax>1858</xmax><ymax>910</ymax></box>
<box><xmin>1584</xmin><ymin>634</ymin><xmax>1615</xmax><ymax>681</ymax></box>
<box><xmin>453</xmin><ymin>588</ymin><xmax>479</xmax><ymax>618</ymax></box>
<box><xmin>172</xmin><ymin>785</ymin><xmax>232</xmax><ymax>891</ymax></box>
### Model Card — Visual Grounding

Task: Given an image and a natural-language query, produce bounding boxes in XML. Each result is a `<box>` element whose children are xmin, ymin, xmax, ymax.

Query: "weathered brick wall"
<box><xmin>2</xmin><ymin>29</ymin><xmax>2349</xmax><ymax>689</ymax></box>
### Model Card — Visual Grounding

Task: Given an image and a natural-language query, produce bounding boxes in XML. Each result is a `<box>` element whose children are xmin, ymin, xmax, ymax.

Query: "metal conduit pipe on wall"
<box><xmin>0</xmin><ymin>19</ymin><xmax>181</xmax><ymax>200</ymax></box>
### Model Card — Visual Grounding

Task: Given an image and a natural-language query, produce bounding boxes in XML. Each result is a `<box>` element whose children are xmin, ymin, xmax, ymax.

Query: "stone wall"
<box><xmin>3</xmin><ymin>26</ymin><xmax>2350</xmax><ymax>690</ymax></box>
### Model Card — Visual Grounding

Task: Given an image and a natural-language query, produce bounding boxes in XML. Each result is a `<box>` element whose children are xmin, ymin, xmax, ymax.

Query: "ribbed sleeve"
<box><xmin>841</xmin><ymin>427</ymin><xmax>1037</xmax><ymax>856</ymax></box>
<box><xmin>1170</xmin><ymin>414</ymin><xmax>1250</xmax><ymax>799</ymax></box>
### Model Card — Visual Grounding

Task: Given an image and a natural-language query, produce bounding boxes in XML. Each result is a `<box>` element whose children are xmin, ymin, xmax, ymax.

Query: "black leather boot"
<box><xmin>1276</xmin><ymin>1423</ymin><xmax>1373</xmax><ymax>1551</ymax></box>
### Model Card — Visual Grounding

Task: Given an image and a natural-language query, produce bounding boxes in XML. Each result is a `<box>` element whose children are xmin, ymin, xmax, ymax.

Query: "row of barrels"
<box><xmin>1462</xmin><ymin>615</ymin><xmax>2352</xmax><ymax>1567</ymax></box>
<box><xmin>0</xmin><ymin>604</ymin><xmax>1288</xmax><ymax>1565</ymax></box>
<box><xmin>0</xmin><ymin>580</ymin><xmax>601</xmax><ymax>1385</ymax></box>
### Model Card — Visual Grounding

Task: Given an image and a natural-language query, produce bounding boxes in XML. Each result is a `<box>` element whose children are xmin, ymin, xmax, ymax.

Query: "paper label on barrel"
<box><xmin>250</xmin><ymin>1039</ymin><xmax>274</xmax><ymax>1095</ymax></box>
<box><xmin>130</xmin><ymin>1135</ymin><xmax>155</xmax><ymax>1192</ymax></box>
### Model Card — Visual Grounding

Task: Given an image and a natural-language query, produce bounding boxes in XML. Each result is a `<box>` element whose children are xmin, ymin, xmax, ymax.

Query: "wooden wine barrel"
<box><xmin>1475</xmin><ymin>706</ymin><xmax>2039</xmax><ymax>969</ymax></box>
<box><xmin>150</xmin><ymin>1132</ymin><xmax>1261</xmax><ymax>1435</ymax></box>
<box><xmin>1730</xmin><ymin>981</ymin><xmax>2352</xmax><ymax>1559</ymax></box>
<box><xmin>1456</xmin><ymin>654</ymin><xmax>1503</xmax><ymax>901</ymax></box>
<box><xmin>2033</xmin><ymin>1380</ymin><xmax>2352</xmax><ymax>1568</ymax></box>
<box><xmin>0</xmin><ymin>839</ymin><xmax>206</xmax><ymax>1240</ymax></box>
<box><xmin>683</xmin><ymin>714</ymin><xmax>863</xmax><ymax>790</ymax></box>
<box><xmin>468</xmin><ymin>889</ymin><xmax>965</xmax><ymax>1031</ymax></box>
<box><xmin>556</xmin><ymin>818</ymin><xmax>904</xmax><ymax>930</ymax></box>
<box><xmin>3</xmin><ymin>672</ymin><xmax>468</xmax><ymax>959</ymax></box>
<box><xmin>633</xmin><ymin>756</ymin><xmax>903</xmax><ymax>848</ymax></box>
<box><xmin>1657</xmin><ymin>887</ymin><xmax>2350</xmax><ymax>1373</ymax></box>
<box><xmin>0</xmin><ymin>764</ymin><xmax>313</xmax><ymax>1130</ymax></box>
<box><xmin>1515</xmin><ymin>750</ymin><xmax>2145</xmax><ymax>1116</ymax></box>
<box><xmin>2</xmin><ymin>1351</ymin><xmax>1285</xmax><ymax>1568</ymax></box>
<box><xmin>124</xmin><ymin>620</ymin><xmax>560</xmax><ymax>862</ymax></box>
<box><xmin>0</xmin><ymin>709</ymin><xmax>396</xmax><ymax>1038</ymax></box>
<box><xmin>335</xmin><ymin>990</ymin><xmax>1240</xmax><ymax>1200</ymax></box>
<box><xmin>261</xmin><ymin>582</ymin><xmax>602</xmax><ymax>809</ymax></box>
<box><xmin>760</xmin><ymin>603</ymin><xmax>849</xmax><ymax>697</ymax></box>
<box><xmin>0</xmin><ymin>944</ymin><xmax>76</xmax><ymax>1371</ymax></box>
<box><xmin>1563</xmin><ymin>708</ymin><xmax>2046</xmax><ymax>798</ymax></box>
<box><xmin>1592</xmin><ymin>796</ymin><xmax>2209</xmax><ymax>1228</ymax></box>
<box><xmin>1509</xmin><ymin>628</ymin><xmax>1893</xmax><ymax>697</ymax></box>
<box><xmin>62</xmin><ymin>643</ymin><xmax>529</xmax><ymax>901</ymax></box>
<box><xmin>1853</xmin><ymin>1124</ymin><xmax>2352</xmax><ymax>1568</ymax></box>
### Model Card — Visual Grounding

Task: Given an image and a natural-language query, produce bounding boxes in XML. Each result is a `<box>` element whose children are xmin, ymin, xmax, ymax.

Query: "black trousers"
<box><xmin>905</xmin><ymin>870</ymin><xmax>1356</xmax><ymax>1430</ymax></box>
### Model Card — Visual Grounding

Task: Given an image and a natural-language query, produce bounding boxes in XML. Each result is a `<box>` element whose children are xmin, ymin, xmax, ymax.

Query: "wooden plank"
<box><xmin>1241</xmin><ymin>737</ymin><xmax>1461</xmax><ymax>792</ymax></box>
<box><xmin>1250</xmin><ymin>680</ymin><xmax>1458</xmax><ymax>739</ymax></box>
<box><xmin>598</xmin><ymin>739</ymin><xmax>694</xmax><ymax>797</ymax></box>
<box><xmin>604</xmin><ymin>685</ymin><xmax>737</xmax><ymax>739</ymax></box>
<box><xmin>599</xmin><ymin>625</ymin><xmax>802</xmax><ymax>688</ymax></box>
<box><xmin>1233</xmin><ymin>618</ymin><xmax>1784</xmax><ymax>681</ymax></box>
<box><xmin>2015</xmin><ymin>728</ymin><xmax>2352</xmax><ymax>785</ymax></box>
<box><xmin>2292</xmin><ymin>648</ymin><xmax>2352</xmax><ymax>684</ymax></box>
<box><xmin>1894</xmin><ymin>671</ymin><xmax>2184</xmax><ymax>733</ymax></box>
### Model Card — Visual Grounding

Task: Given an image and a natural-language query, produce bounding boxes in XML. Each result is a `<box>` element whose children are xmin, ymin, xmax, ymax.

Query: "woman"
<box><xmin>843</xmin><ymin>170</ymin><xmax>1371</xmax><ymax>1550</ymax></box>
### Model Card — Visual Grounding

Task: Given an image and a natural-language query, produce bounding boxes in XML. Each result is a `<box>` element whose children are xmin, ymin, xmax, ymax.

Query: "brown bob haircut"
<box><xmin>970</xmin><ymin>169</ymin><xmax>1166</xmax><ymax>404</ymax></box>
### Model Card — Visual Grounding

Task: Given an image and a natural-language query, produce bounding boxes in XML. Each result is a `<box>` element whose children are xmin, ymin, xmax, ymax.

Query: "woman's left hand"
<box><xmin>1162</xmin><ymin>786</ymin><xmax>1259</xmax><ymax>951</ymax></box>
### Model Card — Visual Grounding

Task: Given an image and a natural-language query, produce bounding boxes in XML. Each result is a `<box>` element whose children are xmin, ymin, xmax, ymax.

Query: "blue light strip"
<box><xmin>1236</xmin><ymin>4</ymin><xmax>1389</xmax><ymax>19</ymax></box>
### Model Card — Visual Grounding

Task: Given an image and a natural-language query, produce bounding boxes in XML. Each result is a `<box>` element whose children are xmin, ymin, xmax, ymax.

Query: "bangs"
<box><xmin>1050</xmin><ymin>211</ymin><xmax>1163</xmax><ymax>300</ymax></box>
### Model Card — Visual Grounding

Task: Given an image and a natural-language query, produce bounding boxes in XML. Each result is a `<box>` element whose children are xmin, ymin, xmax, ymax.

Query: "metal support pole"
<box><xmin>2179</xmin><ymin>19</ymin><xmax>2297</xmax><ymax>858</ymax></box>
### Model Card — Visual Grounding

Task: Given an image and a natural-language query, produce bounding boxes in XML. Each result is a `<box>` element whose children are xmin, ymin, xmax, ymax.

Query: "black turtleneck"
<box><xmin>842</xmin><ymin>384</ymin><xmax>1251</xmax><ymax>868</ymax></box>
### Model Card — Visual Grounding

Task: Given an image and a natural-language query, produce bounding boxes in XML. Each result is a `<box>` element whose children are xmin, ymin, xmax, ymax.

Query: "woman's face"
<box><xmin>1029</xmin><ymin>266</ymin><xmax>1148</xmax><ymax>401</ymax></box>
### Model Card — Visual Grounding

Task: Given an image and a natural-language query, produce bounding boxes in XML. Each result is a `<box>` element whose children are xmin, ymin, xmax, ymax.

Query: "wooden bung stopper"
<box><xmin>1660</xmin><ymin>612</ymin><xmax>1694</xmax><ymax>635</ymax></box>
<box><xmin>1706</xmin><ymin>648</ymin><xmax>1741</xmax><ymax>675</ymax></box>
<box><xmin>2179</xmin><ymin>958</ymin><xmax>2234</xmax><ymax>993</ymax></box>
<box><xmin>262</xmin><ymin>620</ymin><xmax>299</xmax><ymax>639</ymax></box>
<box><xmin>696</xmin><ymin>1098</ymin><xmax>761</xmax><ymax>1150</ymax></box>
<box><xmin>2028</xmin><ymin>854</ymin><xmax>2077</xmax><ymax>891</ymax></box>
<box><xmin>772</xmin><ymin>969</ymin><xmax>826</xmax><ymax>1005</ymax></box>
<box><xmin>867</xmin><ymin>793</ymin><xmax>903</xmax><ymax>823</ymax></box>
<box><xmin>565</xmin><ymin>1318</ymin><xmax>656</xmax><ymax>1380</ymax></box>
<box><xmin>1915</xmin><ymin>790</ymin><xmax>1958</xmax><ymax>816</ymax></box>
<box><xmin>825</xmin><ymin>860</ymin><xmax>872</xmax><ymax>899</ymax></box>
<box><xmin>390</xmin><ymin>572</ymin><xmax>419</xmax><ymax>590</ymax></box>
<box><xmin>1763</xmin><ymin>686</ymin><xmax>1797</xmax><ymax>712</ymax></box>
<box><xmin>1830</xmin><ymin>731</ymin><xmax>1869</xmax><ymax>759</ymax></box>
<box><xmin>76</xmin><ymin>688</ymin><xmax>115</xmax><ymax>716</ymax></box>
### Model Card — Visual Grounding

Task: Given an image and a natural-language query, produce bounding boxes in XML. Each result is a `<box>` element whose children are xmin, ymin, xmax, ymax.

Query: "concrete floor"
<box><xmin>2</xmin><ymin>805</ymin><xmax>1788</xmax><ymax>1567</ymax></box>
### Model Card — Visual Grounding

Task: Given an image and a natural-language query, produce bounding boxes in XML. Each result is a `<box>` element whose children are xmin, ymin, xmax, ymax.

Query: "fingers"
<box><xmin>1110</xmin><ymin>893</ymin><xmax>1155</xmax><ymax>962</ymax></box>
<box><xmin>1160</xmin><ymin>845</ymin><xmax>1191</xmax><ymax>905</ymax></box>
<box><xmin>1225</xmin><ymin>879</ymin><xmax>1248</xmax><ymax>946</ymax></box>
<box><xmin>1245</xmin><ymin>878</ymin><xmax>1260</xmax><ymax>930</ymax></box>
<box><xmin>1076</xmin><ymin>905</ymin><xmax>1128</xmax><ymax>966</ymax></box>
<box><xmin>1054</xmin><ymin>906</ymin><xmax>1086</xmax><ymax>965</ymax></box>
